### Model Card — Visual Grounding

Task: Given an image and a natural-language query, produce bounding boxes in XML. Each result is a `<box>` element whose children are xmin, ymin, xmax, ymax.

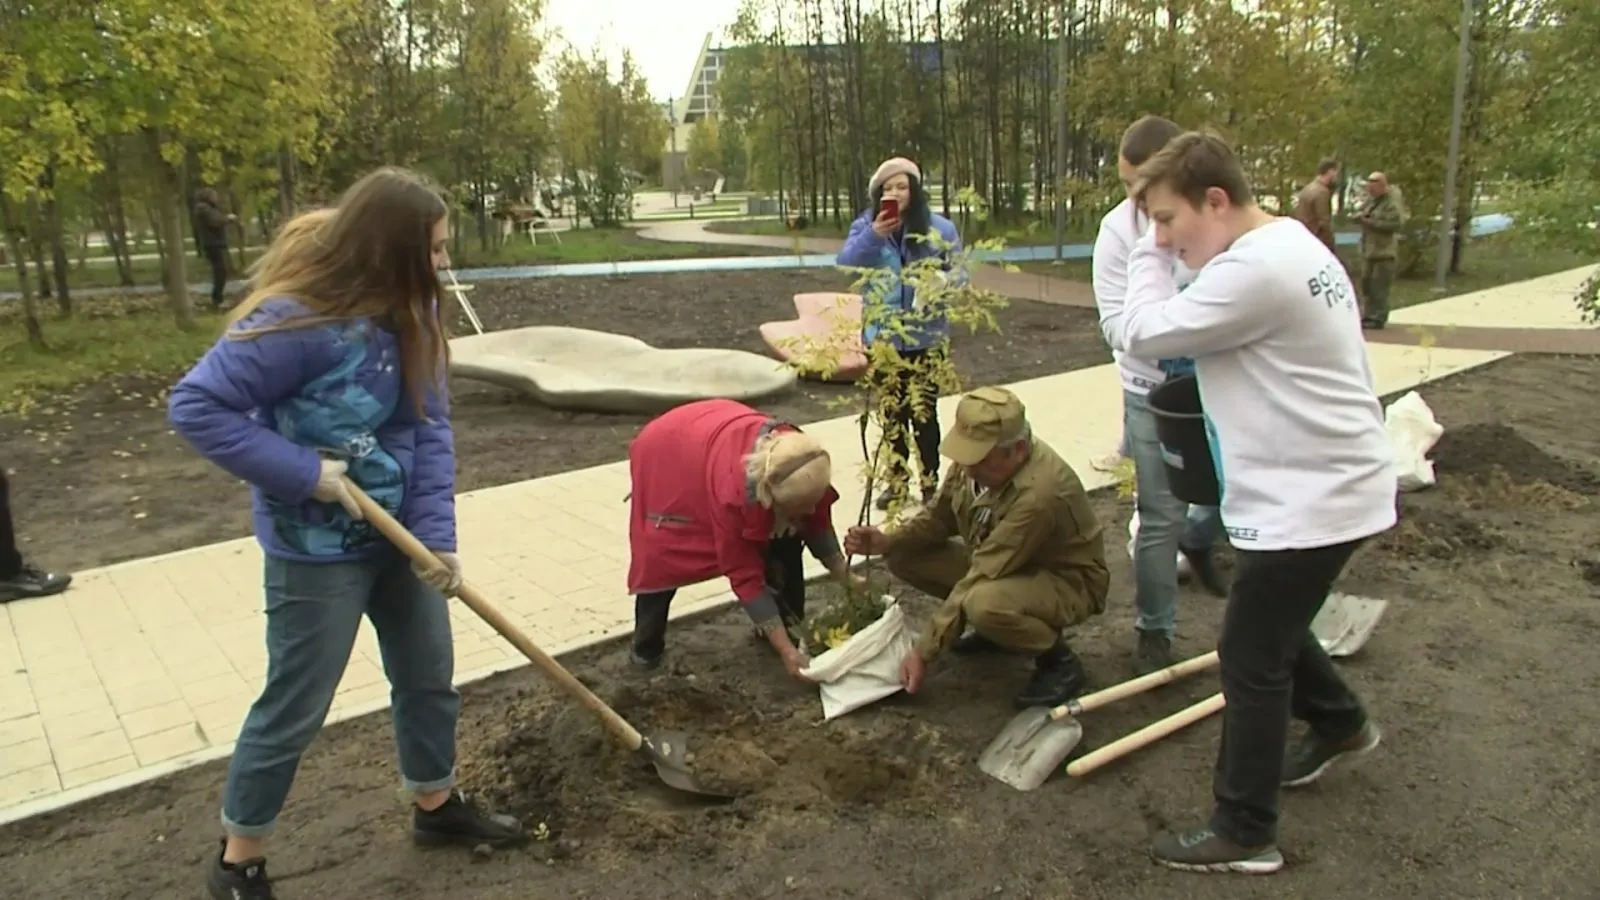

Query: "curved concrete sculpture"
<box><xmin>759</xmin><ymin>292</ymin><xmax>868</xmax><ymax>383</ymax></box>
<box><xmin>450</xmin><ymin>326</ymin><xmax>798</xmax><ymax>414</ymax></box>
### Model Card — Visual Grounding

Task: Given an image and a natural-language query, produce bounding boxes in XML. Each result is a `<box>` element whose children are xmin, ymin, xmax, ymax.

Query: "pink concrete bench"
<box><xmin>759</xmin><ymin>292</ymin><xmax>868</xmax><ymax>383</ymax></box>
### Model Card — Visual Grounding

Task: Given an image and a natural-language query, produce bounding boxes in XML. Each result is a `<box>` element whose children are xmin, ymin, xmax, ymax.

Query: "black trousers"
<box><xmin>1210</xmin><ymin>538</ymin><xmax>1369</xmax><ymax>847</ymax></box>
<box><xmin>0</xmin><ymin>469</ymin><xmax>20</xmax><ymax>579</ymax></box>
<box><xmin>204</xmin><ymin>244</ymin><xmax>228</xmax><ymax>308</ymax></box>
<box><xmin>632</xmin><ymin>535</ymin><xmax>806</xmax><ymax>659</ymax></box>
<box><xmin>882</xmin><ymin>346</ymin><xmax>942</xmax><ymax>492</ymax></box>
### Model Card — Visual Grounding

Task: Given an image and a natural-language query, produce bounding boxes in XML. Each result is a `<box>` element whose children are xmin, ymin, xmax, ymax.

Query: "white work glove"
<box><xmin>413</xmin><ymin>552</ymin><xmax>463</xmax><ymax>597</ymax></box>
<box><xmin>310</xmin><ymin>459</ymin><xmax>363</xmax><ymax>519</ymax></box>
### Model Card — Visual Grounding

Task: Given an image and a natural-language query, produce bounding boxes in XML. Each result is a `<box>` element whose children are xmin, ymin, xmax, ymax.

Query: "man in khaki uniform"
<box><xmin>1291</xmin><ymin>158</ymin><xmax>1340</xmax><ymax>253</ymax></box>
<box><xmin>845</xmin><ymin>386</ymin><xmax>1109</xmax><ymax>708</ymax></box>
<box><xmin>1357</xmin><ymin>171</ymin><xmax>1407</xmax><ymax>329</ymax></box>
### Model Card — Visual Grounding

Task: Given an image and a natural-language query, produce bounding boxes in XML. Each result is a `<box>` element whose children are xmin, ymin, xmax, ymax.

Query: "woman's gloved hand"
<box><xmin>310</xmin><ymin>459</ymin><xmax>364</xmax><ymax>519</ymax></box>
<box><xmin>413</xmin><ymin>552</ymin><xmax>463</xmax><ymax>597</ymax></box>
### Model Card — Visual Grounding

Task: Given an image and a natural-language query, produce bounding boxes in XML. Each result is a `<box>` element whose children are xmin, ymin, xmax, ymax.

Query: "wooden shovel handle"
<box><xmin>1052</xmin><ymin>650</ymin><xmax>1219</xmax><ymax>720</ymax></box>
<box><xmin>342</xmin><ymin>477</ymin><xmax>644</xmax><ymax>752</ymax></box>
<box><xmin>1065</xmin><ymin>691</ymin><xmax>1226</xmax><ymax>778</ymax></box>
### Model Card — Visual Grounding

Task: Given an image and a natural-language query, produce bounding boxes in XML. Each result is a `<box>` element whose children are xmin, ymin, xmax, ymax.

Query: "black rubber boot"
<box><xmin>1179</xmin><ymin>545</ymin><xmax>1229</xmax><ymax>597</ymax></box>
<box><xmin>413</xmin><ymin>790</ymin><xmax>527</xmax><ymax>849</ymax></box>
<box><xmin>1013</xmin><ymin>638</ymin><xmax>1088</xmax><ymax>708</ymax></box>
<box><xmin>630</xmin><ymin>590</ymin><xmax>673</xmax><ymax>670</ymax></box>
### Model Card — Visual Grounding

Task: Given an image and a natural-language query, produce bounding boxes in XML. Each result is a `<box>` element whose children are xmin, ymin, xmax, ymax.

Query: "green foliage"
<box><xmin>552</xmin><ymin>49</ymin><xmax>665</xmax><ymax>227</ymax></box>
<box><xmin>775</xmin><ymin>194</ymin><xmax>1010</xmax><ymax>522</ymax></box>
<box><xmin>801</xmin><ymin>575</ymin><xmax>894</xmax><ymax>651</ymax></box>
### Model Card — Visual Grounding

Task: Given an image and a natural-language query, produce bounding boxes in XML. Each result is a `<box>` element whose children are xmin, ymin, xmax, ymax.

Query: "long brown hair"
<box><xmin>228</xmin><ymin>167</ymin><xmax>451</xmax><ymax>415</ymax></box>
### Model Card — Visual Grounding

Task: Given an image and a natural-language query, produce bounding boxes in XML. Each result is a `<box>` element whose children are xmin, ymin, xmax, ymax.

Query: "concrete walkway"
<box><xmin>0</xmin><ymin>258</ymin><xmax>1593</xmax><ymax>824</ymax></box>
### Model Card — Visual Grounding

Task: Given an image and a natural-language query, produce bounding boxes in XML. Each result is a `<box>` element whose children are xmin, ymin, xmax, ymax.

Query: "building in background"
<box><xmin>661</xmin><ymin>33</ymin><xmax>725</xmax><ymax>193</ymax></box>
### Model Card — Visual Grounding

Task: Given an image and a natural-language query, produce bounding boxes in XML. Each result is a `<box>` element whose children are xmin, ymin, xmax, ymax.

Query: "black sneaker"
<box><xmin>1012</xmin><ymin>640</ymin><xmax>1087</xmax><ymax>708</ymax></box>
<box><xmin>206</xmin><ymin>840</ymin><xmax>277</xmax><ymax>899</ymax></box>
<box><xmin>0</xmin><ymin>563</ymin><xmax>72</xmax><ymax>604</ymax></box>
<box><xmin>1178</xmin><ymin>546</ymin><xmax>1228</xmax><ymax>597</ymax></box>
<box><xmin>1150</xmin><ymin>826</ymin><xmax>1284</xmax><ymax>874</ymax></box>
<box><xmin>1132</xmin><ymin>630</ymin><xmax>1176</xmax><ymax>676</ymax></box>
<box><xmin>1282</xmin><ymin>721</ymin><xmax>1381</xmax><ymax>788</ymax></box>
<box><xmin>413</xmin><ymin>790</ymin><xmax>527</xmax><ymax>849</ymax></box>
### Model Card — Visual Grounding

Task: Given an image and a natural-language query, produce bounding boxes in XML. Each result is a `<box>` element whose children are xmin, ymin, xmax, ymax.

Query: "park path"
<box><xmin>635</xmin><ymin>218</ymin><xmax>1097</xmax><ymax>307</ymax></box>
<box><xmin>642</xmin><ymin>218</ymin><xmax>1600</xmax><ymax>353</ymax></box>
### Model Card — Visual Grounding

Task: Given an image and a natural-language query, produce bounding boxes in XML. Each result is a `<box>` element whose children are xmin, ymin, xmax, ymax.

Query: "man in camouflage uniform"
<box><xmin>1357</xmin><ymin>172</ymin><xmax>1407</xmax><ymax>329</ymax></box>
<box><xmin>1291</xmin><ymin>158</ymin><xmax>1340</xmax><ymax>253</ymax></box>
<box><xmin>845</xmin><ymin>386</ymin><xmax>1109</xmax><ymax>708</ymax></box>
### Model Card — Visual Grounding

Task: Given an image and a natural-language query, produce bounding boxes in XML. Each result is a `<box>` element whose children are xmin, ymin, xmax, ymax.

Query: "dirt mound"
<box><xmin>455</xmin><ymin>671</ymin><xmax>963</xmax><ymax>863</ymax></box>
<box><xmin>1432</xmin><ymin>423</ymin><xmax>1600</xmax><ymax>497</ymax></box>
<box><xmin>1375</xmin><ymin>504</ymin><xmax>1506</xmax><ymax>560</ymax></box>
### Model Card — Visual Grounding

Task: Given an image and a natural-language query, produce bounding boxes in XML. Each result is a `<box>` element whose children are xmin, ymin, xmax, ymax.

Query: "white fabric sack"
<box><xmin>800</xmin><ymin>596</ymin><xmax>916</xmax><ymax>721</ymax></box>
<box><xmin>1127</xmin><ymin>503</ymin><xmax>1194</xmax><ymax>577</ymax></box>
<box><xmin>1385</xmin><ymin>391</ymin><xmax>1444</xmax><ymax>492</ymax></box>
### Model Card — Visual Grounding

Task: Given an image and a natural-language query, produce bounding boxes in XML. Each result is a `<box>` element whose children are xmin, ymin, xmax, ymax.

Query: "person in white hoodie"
<box><xmin>1092</xmin><ymin>114</ymin><xmax>1229</xmax><ymax>678</ymax></box>
<box><xmin>1121</xmin><ymin>130</ymin><xmax>1395</xmax><ymax>875</ymax></box>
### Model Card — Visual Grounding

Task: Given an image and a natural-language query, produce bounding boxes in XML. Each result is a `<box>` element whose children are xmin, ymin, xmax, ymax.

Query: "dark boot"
<box><xmin>206</xmin><ymin>840</ymin><xmax>277</xmax><ymax>900</ymax></box>
<box><xmin>1179</xmin><ymin>545</ymin><xmax>1229</xmax><ymax>597</ymax></box>
<box><xmin>1132</xmin><ymin>629</ymin><xmax>1176</xmax><ymax>676</ymax></box>
<box><xmin>1013</xmin><ymin>638</ymin><xmax>1088</xmax><ymax>708</ymax></box>
<box><xmin>630</xmin><ymin>590</ymin><xmax>673</xmax><ymax>670</ymax></box>
<box><xmin>0</xmin><ymin>563</ymin><xmax>72</xmax><ymax>604</ymax></box>
<box><xmin>413</xmin><ymin>790</ymin><xmax>527</xmax><ymax>849</ymax></box>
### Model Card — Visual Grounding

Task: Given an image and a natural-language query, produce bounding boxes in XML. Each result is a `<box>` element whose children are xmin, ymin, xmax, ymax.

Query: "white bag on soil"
<box><xmin>800</xmin><ymin>596</ymin><xmax>916</xmax><ymax>721</ymax></box>
<box><xmin>1386</xmin><ymin>391</ymin><xmax>1444</xmax><ymax>492</ymax></box>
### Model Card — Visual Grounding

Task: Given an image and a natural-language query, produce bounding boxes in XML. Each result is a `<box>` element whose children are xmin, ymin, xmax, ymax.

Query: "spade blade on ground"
<box><xmin>1313</xmin><ymin>593</ymin><xmax>1390</xmax><ymax>658</ymax></box>
<box><xmin>978</xmin><ymin>650</ymin><xmax>1221</xmax><ymax>791</ymax></box>
<box><xmin>341</xmin><ymin>477</ymin><xmax>738</xmax><ymax>802</ymax></box>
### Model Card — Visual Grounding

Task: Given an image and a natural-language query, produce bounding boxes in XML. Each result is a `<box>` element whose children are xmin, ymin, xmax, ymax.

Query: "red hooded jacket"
<box><xmin>626</xmin><ymin>399</ymin><xmax>840</xmax><ymax>618</ymax></box>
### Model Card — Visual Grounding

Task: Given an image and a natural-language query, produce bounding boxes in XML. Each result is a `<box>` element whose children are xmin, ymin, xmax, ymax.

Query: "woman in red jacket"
<box><xmin>626</xmin><ymin>399</ymin><xmax>856</xmax><ymax>681</ymax></box>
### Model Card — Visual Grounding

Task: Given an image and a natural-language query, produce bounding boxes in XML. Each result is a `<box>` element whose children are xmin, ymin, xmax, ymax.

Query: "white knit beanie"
<box><xmin>868</xmin><ymin>157</ymin><xmax>922</xmax><ymax>196</ymax></box>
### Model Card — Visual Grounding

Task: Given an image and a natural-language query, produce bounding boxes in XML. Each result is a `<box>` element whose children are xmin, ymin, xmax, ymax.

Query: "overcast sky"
<box><xmin>543</xmin><ymin>0</ymin><xmax>743</xmax><ymax>100</ymax></box>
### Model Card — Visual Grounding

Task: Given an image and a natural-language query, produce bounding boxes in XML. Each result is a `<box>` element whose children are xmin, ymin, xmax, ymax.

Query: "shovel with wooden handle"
<box><xmin>340</xmin><ymin>477</ymin><xmax>735</xmax><ymax>801</ymax></box>
<box><xmin>978</xmin><ymin>650</ymin><xmax>1220</xmax><ymax>791</ymax></box>
<box><xmin>1066</xmin><ymin>692</ymin><xmax>1226</xmax><ymax>778</ymax></box>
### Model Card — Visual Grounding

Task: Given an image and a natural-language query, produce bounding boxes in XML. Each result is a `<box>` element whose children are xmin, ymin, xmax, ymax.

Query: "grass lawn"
<box><xmin>14</xmin><ymin>227</ymin><xmax>773</xmax><ymax>295</ymax></box>
<box><xmin>0</xmin><ymin>295</ymin><xmax>225</xmax><ymax>414</ymax></box>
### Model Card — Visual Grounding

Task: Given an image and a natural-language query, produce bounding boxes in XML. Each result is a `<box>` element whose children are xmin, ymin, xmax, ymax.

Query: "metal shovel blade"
<box><xmin>639</xmin><ymin>729</ymin><xmax>736</xmax><ymax>800</ymax></box>
<box><xmin>976</xmin><ymin>708</ymin><xmax>1086</xmax><ymax>792</ymax></box>
<box><xmin>1313</xmin><ymin>593</ymin><xmax>1390</xmax><ymax>658</ymax></box>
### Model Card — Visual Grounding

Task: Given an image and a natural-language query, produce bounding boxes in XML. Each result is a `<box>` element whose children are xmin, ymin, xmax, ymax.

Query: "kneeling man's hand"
<box><xmin>899</xmin><ymin>652</ymin><xmax>926</xmax><ymax>694</ymax></box>
<box><xmin>844</xmin><ymin>525</ymin><xmax>889</xmax><ymax>557</ymax></box>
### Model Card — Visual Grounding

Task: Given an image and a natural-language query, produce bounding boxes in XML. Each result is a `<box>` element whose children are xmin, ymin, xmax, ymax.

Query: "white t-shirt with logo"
<box><xmin>1092</xmin><ymin>198</ymin><xmax>1197</xmax><ymax>396</ymax></box>
<box><xmin>1120</xmin><ymin>218</ymin><xmax>1397</xmax><ymax>551</ymax></box>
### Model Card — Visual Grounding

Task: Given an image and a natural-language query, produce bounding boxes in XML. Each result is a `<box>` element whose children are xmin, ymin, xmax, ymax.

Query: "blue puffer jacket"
<box><xmin>169</xmin><ymin>297</ymin><xmax>456</xmax><ymax>561</ymax></box>
<box><xmin>836</xmin><ymin>210</ymin><xmax>966</xmax><ymax>353</ymax></box>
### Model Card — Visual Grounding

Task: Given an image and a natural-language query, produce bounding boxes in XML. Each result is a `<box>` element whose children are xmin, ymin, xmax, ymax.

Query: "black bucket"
<box><xmin>1147</xmin><ymin>374</ymin><xmax>1221</xmax><ymax>506</ymax></box>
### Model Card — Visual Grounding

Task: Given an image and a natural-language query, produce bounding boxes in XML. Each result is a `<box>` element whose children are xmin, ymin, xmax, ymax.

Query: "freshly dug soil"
<box><xmin>2</xmin><ymin>270</ymin><xmax>1110</xmax><ymax>573</ymax></box>
<box><xmin>3</xmin><ymin>354</ymin><xmax>1598</xmax><ymax>899</ymax></box>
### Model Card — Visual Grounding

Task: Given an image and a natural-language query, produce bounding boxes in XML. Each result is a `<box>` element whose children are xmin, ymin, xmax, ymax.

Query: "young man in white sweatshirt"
<box><xmin>1121</xmin><ymin>131</ymin><xmax>1395</xmax><ymax>875</ymax></box>
<box><xmin>1092</xmin><ymin>115</ymin><xmax>1229</xmax><ymax>678</ymax></box>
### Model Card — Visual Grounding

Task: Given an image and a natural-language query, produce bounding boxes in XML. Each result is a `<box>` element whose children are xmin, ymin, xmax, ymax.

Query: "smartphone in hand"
<box><xmin>878</xmin><ymin>197</ymin><xmax>900</xmax><ymax>220</ymax></box>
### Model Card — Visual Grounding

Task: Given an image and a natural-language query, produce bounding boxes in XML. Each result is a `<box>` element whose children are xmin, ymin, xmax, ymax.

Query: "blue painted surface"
<box><xmin>0</xmin><ymin>214</ymin><xmax>1514</xmax><ymax>301</ymax></box>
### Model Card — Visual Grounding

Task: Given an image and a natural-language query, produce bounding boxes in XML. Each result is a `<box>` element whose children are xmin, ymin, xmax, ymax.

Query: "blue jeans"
<box><xmin>221</xmin><ymin>551</ymin><xmax>460</xmax><ymax>837</ymax></box>
<box><xmin>1123</xmin><ymin>389</ymin><xmax>1224</xmax><ymax>636</ymax></box>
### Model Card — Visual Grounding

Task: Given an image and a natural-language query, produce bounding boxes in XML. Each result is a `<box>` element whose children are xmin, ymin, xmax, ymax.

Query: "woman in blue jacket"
<box><xmin>836</xmin><ymin>157</ymin><xmax>965</xmax><ymax>510</ymax></box>
<box><xmin>169</xmin><ymin>168</ymin><xmax>523</xmax><ymax>900</ymax></box>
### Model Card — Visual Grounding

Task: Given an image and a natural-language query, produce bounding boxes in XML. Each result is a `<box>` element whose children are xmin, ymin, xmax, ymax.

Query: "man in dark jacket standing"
<box><xmin>1291</xmin><ymin>158</ymin><xmax>1340</xmax><ymax>253</ymax></box>
<box><xmin>193</xmin><ymin>188</ymin><xmax>236</xmax><ymax>309</ymax></box>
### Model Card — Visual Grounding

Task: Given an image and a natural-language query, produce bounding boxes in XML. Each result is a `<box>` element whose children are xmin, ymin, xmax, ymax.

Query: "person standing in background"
<box><xmin>1292</xmin><ymin>158</ymin><xmax>1341</xmax><ymax>253</ymax></box>
<box><xmin>0</xmin><ymin>469</ymin><xmax>73</xmax><ymax>603</ymax></box>
<box><xmin>1357</xmin><ymin>172</ymin><xmax>1407</xmax><ymax>330</ymax></box>
<box><xmin>194</xmin><ymin>188</ymin><xmax>238</xmax><ymax>310</ymax></box>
